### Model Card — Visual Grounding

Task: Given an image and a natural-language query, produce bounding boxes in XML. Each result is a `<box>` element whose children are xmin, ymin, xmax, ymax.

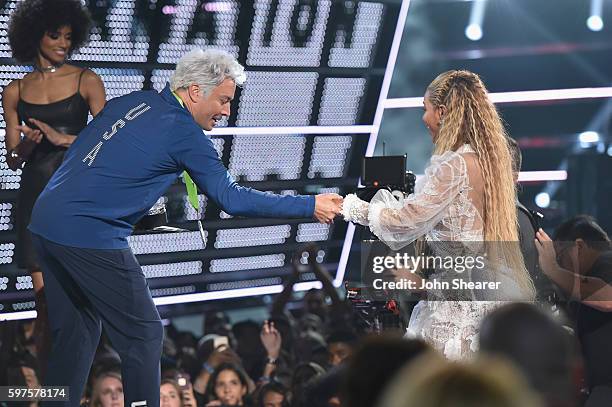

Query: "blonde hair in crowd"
<box><xmin>426</xmin><ymin>70</ymin><xmax>535</xmax><ymax>298</ymax></box>
<box><xmin>379</xmin><ymin>354</ymin><xmax>542</xmax><ymax>407</ymax></box>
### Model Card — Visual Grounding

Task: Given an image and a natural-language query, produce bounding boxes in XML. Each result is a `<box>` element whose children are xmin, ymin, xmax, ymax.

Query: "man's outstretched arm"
<box><xmin>172</xmin><ymin>130</ymin><xmax>342</xmax><ymax>223</ymax></box>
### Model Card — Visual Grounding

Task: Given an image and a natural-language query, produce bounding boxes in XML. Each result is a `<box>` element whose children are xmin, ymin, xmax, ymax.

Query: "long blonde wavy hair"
<box><xmin>426</xmin><ymin>70</ymin><xmax>535</xmax><ymax>298</ymax></box>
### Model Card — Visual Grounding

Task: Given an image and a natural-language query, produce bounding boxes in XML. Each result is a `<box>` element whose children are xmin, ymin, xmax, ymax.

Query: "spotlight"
<box><xmin>535</xmin><ymin>192</ymin><xmax>550</xmax><ymax>209</ymax></box>
<box><xmin>465</xmin><ymin>24</ymin><xmax>483</xmax><ymax>41</ymax></box>
<box><xmin>587</xmin><ymin>15</ymin><xmax>604</xmax><ymax>31</ymax></box>
<box><xmin>579</xmin><ymin>131</ymin><xmax>600</xmax><ymax>145</ymax></box>
<box><xmin>465</xmin><ymin>0</ymin><xmax>487</xmax><ymax>41</ymax></box>
<box><xmin>587</xmin><ymin>0</ymin><xmax>604</xmax><ymax>31</ymax></box>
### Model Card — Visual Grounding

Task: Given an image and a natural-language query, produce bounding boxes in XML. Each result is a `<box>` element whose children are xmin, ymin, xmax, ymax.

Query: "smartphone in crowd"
<box><xmin>214</xmin><ymin>335</ymin><xmax>229</xmax><ymax>350</ymax></box>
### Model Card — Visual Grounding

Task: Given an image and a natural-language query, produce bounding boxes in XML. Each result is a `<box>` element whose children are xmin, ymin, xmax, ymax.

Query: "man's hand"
<box><xmin>314</xmin><ymin>193</ymin><xmax>343</xmax><ymax>224</ymax></box>
<box><xmin>534</xmin><ymin>228</ymin><xmax>560</xmax><ymax>277</ymax></box>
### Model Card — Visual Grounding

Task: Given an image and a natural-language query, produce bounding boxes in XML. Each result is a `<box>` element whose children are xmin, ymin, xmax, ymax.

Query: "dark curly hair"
<box><xmin>8</xmin><ymin>0</ymin><xmax>92</xmax><ymax>64</ymax></box>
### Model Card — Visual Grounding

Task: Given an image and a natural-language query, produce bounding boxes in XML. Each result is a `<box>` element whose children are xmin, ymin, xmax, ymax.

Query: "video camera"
<box><xmin>358</xmin><ymin>155</ymin><xmax>416</xmax><ymax>201</ymax></box>
<box><xmin>343</xmin><ymin>154</ymin><xmax>417</xmax><ymax>332</ymax></box>
<box><xmin>345</xmin><ymin>283</ymin><xmax>402</xmax><ymax>333</ymax></box>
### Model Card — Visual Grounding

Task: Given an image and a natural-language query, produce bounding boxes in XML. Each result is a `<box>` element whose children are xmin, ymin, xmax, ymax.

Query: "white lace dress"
<box><xmin>342</xmin><ymin>144</ymin><xmax>498</xmax><ymax>359</ymax></box>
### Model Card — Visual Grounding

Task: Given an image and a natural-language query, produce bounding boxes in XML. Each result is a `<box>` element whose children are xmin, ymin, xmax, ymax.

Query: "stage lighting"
<box><xmin>579</xmin><ymin>131</ymin><xmax>600</xmax><ymax>146</ymax></box>
<box><xmin>465</xmin><ymin>24</ymin><xmax>483</xmax><ymax>41</ymax></box>
<box><xmin>535</xmin><ymin>192</ymin><xmax>550</xmax><ymax>209</ymax></box>
<box><xmin>465</xmin><ymin>0</ymin><xmax>487</xmax><ymax>41</ymax></box>
<box><xmin>587</xmin><ymin>15</ymin><xmax>604</xmax><ymax>31</ymax></box>
<box><xmin>587</xmin><ymin>0</ymin><xmax>604</xmax><ymax>31</ymax></box>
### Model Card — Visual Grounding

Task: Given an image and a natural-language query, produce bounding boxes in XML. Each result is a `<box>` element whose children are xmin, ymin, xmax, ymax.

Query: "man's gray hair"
<box><xmin>170</xmin><ymin>49</ymin><xmax>246</xmax><ymax>94</ymax></box>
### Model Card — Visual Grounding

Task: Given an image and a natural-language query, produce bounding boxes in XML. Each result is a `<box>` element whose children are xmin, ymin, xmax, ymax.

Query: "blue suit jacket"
<box><xmin>29</xmin><ymin>85</ymin><xmax>315</xmax><ymax>249</ymax></box>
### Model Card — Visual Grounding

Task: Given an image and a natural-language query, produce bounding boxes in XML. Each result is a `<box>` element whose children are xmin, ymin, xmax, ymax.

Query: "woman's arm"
<box><xmin>2</xmin><ymin>81</ymin><xmax>42</xmax><ymax>169</ymax></box>
<box><xmin>2</xmin><ymin>81</ymin><xmax>21</xmax><ymax>152</ymax></box>
<box><xmin>343</xmin><ymin>151</ymin><xmax>468</xmax><ymax>249</ymax></box>
<box><xmin>81</xmin><ymin>69</ymin><xmax>106</xmax><ymax>116</ymax></box>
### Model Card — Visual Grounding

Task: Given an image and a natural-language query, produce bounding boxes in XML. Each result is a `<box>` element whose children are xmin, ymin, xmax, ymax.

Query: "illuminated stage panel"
<box><xmin>0</xmin><ymin>132</ymin><xmax>21</xmax><ymax>189</ymax></box>
<box><xmin>151</xmin><ymin>69</ymin><xmax>174</xmax><ymax>92</ymax></box>
<box><xmin>210</xmin><ymin>254</ymin><xmax>285</xmax><ymax>273</ymax></box>
<box><xmin>328</xmin><ymin>2</ymin><xmax>384</xmax><ymax>68</ymax></box>
<box><xmin>229</xmin><ymin>134</ymin><xmax>305</xmax><ymax>181</ymax></box>
<box><xmin>0</xmin><ymin>202</ymin><xmax>13</xmax><ymax>231</ymax></box>
<box><xmin>214</xmin><ymin>225</ymin><xmax>292</xmax><ymax>249</ymax></box>
<box><xmin>183</xmin><ymin>194</ymin><xmax>208</xmax><ymax>221</ymax></box>
<box><xmin>91</xmin><ymin>68</ymin><xmax>146</xmax><ymax>99</ymax></box>
<box><xmin>296</xmin><ymin>223</ymin><xmax>330</xmax><ymax>242</ymax></box>
<box><xmin>0</xmin><ymin>243</ymin><xmax>15</xmax><ymax>265</ymax></box>
<box><xmin>318</xmin><ymin>78</ymin><xmax>366</xmax><ymax>125</ymax></box>
<box><xmin>247</xmin><ymin>0</ymin><xmax>331</xmax><ymax>67</ymax></box>
<box><xmin>142</xmin><ymin>261</ymin><xmax>202</xmax><ymax>279</ymax></box>
<box><xmin>0</xmin><ymin>2</ymin><xmax>15</xmax><ymax>58</ymax></box>
<box><xmin>11</xmin><ymin>300</ymin><xmax>35</xmax><ymax>311</ymax></box>
<box><xmin>157</xmin><ymin>0</ymin><xmax>240</xmax><ymax>64</ymax></box>
<box><xmin>210</xmin><ymin>137</ymin><xmax>225</xmax><ymax>157</ymax></box>
<box><xmin>128</xmin><ymin>231</ymin><xmax>206</xmax><ymax>255</ymax></box>
<box><xmin>151</xmin><ymin>285</ymin><xmax>196</xmax><ymax>297</ymax></box>
<box><xmin>73</xmin><ymin>0</ymin><xmax>149</xmax><ymax>62</ymax></box>
<box><xmin>237</xmin><ymin>71</ymin><xmax>318</xmax><ymax>126</ymax></box>
<box><xmin>15</xmin><ymin>275</ymin><xmax>32</xmax><ymax>290</ymax></box>
<box><xmin>308</xmin><ymin>135</ymin><xmax>352</xmax><ymax>178</ymax></box>
<box><xmin>208</xmin><ymin>277</ymin><xmax>282</xmax><ymax>291</ymax></box>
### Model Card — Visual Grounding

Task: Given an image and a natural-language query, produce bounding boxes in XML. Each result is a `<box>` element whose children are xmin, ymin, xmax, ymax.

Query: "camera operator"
<box><xmin>535</xmin><ymin>216</ymin><xmax>612</xmax><ymax>406</ymax></box>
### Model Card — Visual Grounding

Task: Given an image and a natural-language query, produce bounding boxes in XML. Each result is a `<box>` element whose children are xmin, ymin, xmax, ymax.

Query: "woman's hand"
<box><xmin>28</xmin><ymin>118</ymin><xmax>69</xmax><ymax>147</ymax></box>
<box><xmin>7</xmin><ymin>125</ymin><xmax>42</xmax><ymax>169</ymax></box>
<box><xmin>260</xmin><ymin>320</ymin><xmax>281</xmax><ymax>359</ymax></box>
<box><xmin>206</xmin><ymin>346</ymin><xmax>241</xmax><ymax>369</ymax></box>
<box><xmin>6</xmin><ymin>149</ymin><xmax>24</xmax><ymax>170</ymax></box>
<box><xmin>16</xmin><ymin>124</ymin><xmax>42</xmax><ymax>144</ymax></box>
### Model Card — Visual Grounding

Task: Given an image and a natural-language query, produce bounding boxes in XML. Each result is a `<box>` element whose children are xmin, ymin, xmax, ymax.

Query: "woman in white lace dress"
<box><xmin>342</xmin><ymin>70</ymin><xmax>535</xmax><ymax>359</ymax></box>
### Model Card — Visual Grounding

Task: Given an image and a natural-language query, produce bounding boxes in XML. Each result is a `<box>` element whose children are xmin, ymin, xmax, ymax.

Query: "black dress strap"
<box><xmin>77</xmin><ymin>69</ymin><xmax>87</xmax><ymax>93</ymax></box>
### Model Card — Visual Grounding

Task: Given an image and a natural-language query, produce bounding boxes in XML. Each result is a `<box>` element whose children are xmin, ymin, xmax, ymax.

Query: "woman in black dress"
<box><xmin>2</xmin><ymin>0</ymin><xmax>106</xmax><ymax>378</ymax></box>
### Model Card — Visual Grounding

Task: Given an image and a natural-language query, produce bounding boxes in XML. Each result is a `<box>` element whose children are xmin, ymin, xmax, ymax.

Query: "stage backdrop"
<box><xmin>0</xmin><ymin>0</ymin><xmax>403</xmax><ymax>316</ymax></box>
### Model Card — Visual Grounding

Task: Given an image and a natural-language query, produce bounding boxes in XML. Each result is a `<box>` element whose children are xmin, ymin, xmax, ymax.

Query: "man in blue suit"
<box><xmin>29</xmin><ymin>49</ymin><xmax>342</xmax><ymax>406</ymax></box>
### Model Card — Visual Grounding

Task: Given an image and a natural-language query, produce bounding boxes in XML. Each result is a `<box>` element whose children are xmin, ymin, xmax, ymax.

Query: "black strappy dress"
<box><xmin>15</xmin><ymin>69</ymin><xmax>89</xmax><ymax>269</ymax></box>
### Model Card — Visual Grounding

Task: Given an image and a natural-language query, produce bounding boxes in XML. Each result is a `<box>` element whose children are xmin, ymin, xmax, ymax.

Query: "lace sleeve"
<box><xmin>367</xmin><ymin>151</ymin><xmax>468</xmax><ymax>250</ymax></box>
<box><xmin>341</xmin><ymin>193</ymin><xmax>371</xmax><ymax>225</ymax></box>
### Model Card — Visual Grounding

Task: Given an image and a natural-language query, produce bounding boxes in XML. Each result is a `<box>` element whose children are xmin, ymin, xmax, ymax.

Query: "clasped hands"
<box><xmin>314</xmin><ymin>193</ymin><xmax>367</xmax><ymax>225</ymax></box>
<box><xmin>313</xmin><ymin>193</ymin><xmax>344</xmax><ymax>224</ymax></box>
<box><xmin>6</xmin><ymin>119</ymin><xmax>69</xmax><ymax>170</ymax></box>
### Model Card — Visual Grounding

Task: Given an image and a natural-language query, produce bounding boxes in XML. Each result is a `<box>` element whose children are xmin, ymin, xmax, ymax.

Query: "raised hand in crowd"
<box><xmin>193</xmin><ymin>345</ymin><xmax>241</xmax><ymax>394</ymax></box>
